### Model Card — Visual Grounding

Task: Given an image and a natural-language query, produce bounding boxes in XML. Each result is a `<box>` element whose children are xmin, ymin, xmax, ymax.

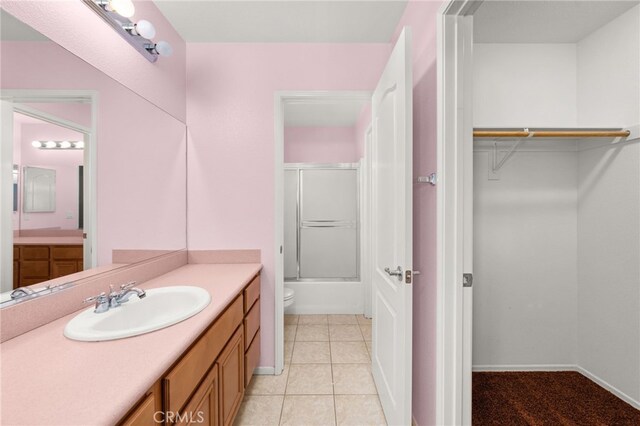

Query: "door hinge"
<box><xmin>463</xmin><ymin>273</ymin><xmax>473</xmax><ymax>287</ymax></box>
<box><xmin>405</xmin><ymin>270</ymin><xmax>412</xmax><ymax>284</ymax></box>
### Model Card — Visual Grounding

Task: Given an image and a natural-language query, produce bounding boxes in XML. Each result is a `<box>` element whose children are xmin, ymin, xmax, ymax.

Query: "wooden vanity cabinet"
<box><xmin>119</xmin><ymin>273</ymin><xmax>260</xmax><ymax>426</ymax></box>
<box><xmin>13</xmin><ymin>244</ymin><xmax>83</xmax><ymax>288</ymax></box>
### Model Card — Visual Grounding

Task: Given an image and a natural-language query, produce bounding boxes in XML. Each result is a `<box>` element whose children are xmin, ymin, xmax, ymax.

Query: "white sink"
<box><xmin>64</xmin><ymin>286</ymin><xmax>211</xmax><ymax>342</ymax></box>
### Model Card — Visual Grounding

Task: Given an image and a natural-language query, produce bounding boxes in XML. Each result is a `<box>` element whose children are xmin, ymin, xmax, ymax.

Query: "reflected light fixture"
<box><xmin>84</xmin><ymin>0</ymin><xmax>172</xmax><ymax>63</ymax></box>
<box><xmin>31</xmin><ymin>141</ymin><xmax>84</xmax><ymax>150</ymax></box>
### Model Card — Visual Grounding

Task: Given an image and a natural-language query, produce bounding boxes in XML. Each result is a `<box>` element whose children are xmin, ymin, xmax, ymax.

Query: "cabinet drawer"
<box><xmin>121</xmin><ymin>392</ymin><xmax>156</xmax><ymax>426</ymax></box>
<box><xmin>21</xmin><ymin>246</ymin><xmax>49</xmax><ymax>260</ymax></box>
<box><xmin>52</xmin><ymin>245</ymin><xmax>83</xmax><ymax>260</ymax></box>
<box><xmin>243</xmin><ymin>275</ymin><xmax>260</xmax><ymax>313</ymax></box>
<box><xmin>20</xmin><ymin>261</ymin><xmax>49</xmax><ymax>278</ymax></box>
<box><xmin>244</xmin><ymin>331</ymin><xmax>260</xmax><ymax>387</ymax></box>
<box><xmin>243</xmin><ymin>299</ymin><xmax>260</xmax><ymax>351</ymax></box>
<box><xmin>52</xmin><ymin>261</ymin><xmax>79</xmax><ymax>278</ymax></box>
<box><xmin>164</xmin><ymin>296</ymin><xmax>243</xmax><ymax>414</ymax></box>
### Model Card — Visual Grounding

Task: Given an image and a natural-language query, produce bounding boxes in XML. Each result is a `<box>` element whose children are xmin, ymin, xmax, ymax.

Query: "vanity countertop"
<box><xmin>0</xmin><ymin>262</ymin><xmax>262</xmax><ymax>426</ymax></box>
<box><xmin>13</xmin><ymin>236</ymin><xmax>84</xmax><ymax>245</ymax></box>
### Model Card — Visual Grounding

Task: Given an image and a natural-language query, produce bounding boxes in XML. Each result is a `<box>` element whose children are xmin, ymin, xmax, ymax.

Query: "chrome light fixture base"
<box><xmin>83</xmin><ymin>0</ymin><xmax>158</xmax><ymax>63</ymax></box>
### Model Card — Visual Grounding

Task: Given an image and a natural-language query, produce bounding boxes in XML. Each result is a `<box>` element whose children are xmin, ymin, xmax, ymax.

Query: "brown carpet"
<box><xmin>473</xmin><ymin>371</ymin><xmax>640</xmax><ymax>425</ymax></box>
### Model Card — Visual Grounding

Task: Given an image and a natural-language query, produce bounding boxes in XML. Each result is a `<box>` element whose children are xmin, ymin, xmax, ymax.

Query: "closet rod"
<box><xmin>474</xmin><ymin>129</ymin><xmax>631</xmax><ymax>138</ymax></box>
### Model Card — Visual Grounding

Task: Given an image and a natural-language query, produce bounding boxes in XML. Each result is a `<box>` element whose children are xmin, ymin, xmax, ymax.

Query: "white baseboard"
<box><xmin>253</xmin><ymin>366</ymin><xmax>275</xmax><ymax>375</ymax></box>
<box><xmin>472</xmin><ymin>364</ymin><xmax>640</xmax><ymax>409</ymax></box>
<box><xmin>472</xmin><ymin>364</ymin><xmax>575</xmax><ymax>372</ymax></box>
<box><xmin>575</xmin><ymin>366</ymin><xmax>640</xmax><ymax>410</ymax></box>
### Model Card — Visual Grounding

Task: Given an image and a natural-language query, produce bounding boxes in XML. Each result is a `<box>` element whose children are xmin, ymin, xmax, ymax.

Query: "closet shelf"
<box><xmin>473</xmin><ymin>128</ymin><xmax>631</xmax><ymax>139</ymax></box>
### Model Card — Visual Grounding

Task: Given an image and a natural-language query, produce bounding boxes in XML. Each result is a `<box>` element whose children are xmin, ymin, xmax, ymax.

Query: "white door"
<box><xmin>371</xmin><ymin>27</ymin><xmax>413</xmax><ymax>426</ymax></box>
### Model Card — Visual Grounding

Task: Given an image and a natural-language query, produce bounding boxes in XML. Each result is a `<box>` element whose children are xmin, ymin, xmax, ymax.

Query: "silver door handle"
<box><xmin>384</xmin><ymin>266</ymin><xmax>403</xmax><ymax>281</ymax></box>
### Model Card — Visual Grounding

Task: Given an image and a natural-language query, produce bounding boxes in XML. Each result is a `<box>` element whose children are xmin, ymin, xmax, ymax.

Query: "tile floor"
<box><xmin>235</xmin><ymin>314</ymin><xmax>387</xmax><ymax>426</ymax></box>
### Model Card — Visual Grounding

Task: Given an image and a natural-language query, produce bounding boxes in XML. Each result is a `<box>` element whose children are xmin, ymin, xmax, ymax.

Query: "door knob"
<box><xmin>384</xmin><ymin>266</ymin><xmax>403</xmax><ymax>281</ymax></box>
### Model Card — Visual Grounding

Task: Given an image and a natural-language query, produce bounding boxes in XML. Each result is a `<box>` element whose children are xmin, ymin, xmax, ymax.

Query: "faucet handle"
<box><xmin>120</xmin><ymin>281</ymin><xmax>137</xmax><ymax>290</ymax></box>
<box><xmin>84</xmin><ymin>292</ymin><xmax>107</xmax><ymax>304</ymax></box>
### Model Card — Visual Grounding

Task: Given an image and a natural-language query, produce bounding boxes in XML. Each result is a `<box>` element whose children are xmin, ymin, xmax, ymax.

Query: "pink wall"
<box><xmin>186</xmin><ymin>43</ymin><xmax>392</xmax><ymax>367</ymax></box>
<box><xmin>2</xmin><ymin>41</ymin><xmax>187</xmax><ymax>265</ymax></box>
<box><xmin>2</xmin><ymin>0</ymin><xmax>186</xmax><ymax>121</ymax></box>
<box><xmin>392</xmin><ymin>2</ymin><xmax>443</xmax><ymax>425</ymax></box>
<box><xmin>284</xmin><ymin>126</ymin><xmax>359</xmax><ymax>163</ymax></box>
<box><xmin>17</xmin><ymin>123</ymin><xmax>84</xmax><ymax>230</ymax></box>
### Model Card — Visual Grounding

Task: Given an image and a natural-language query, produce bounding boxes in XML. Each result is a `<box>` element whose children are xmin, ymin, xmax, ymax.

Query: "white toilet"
<box><xmin>284</xmin><ymin>287</ymin><xmax>295</xmax><ymax>309</ymax></box>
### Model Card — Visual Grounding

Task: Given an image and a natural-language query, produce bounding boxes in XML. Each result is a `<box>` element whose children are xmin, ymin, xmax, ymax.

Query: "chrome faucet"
<box><xmin>84</xmin><ymin>281</ymin><xmax>146</xmax><ymax>313</ymax></box>
<box><xmin>110</xmin><ymin>281</ymin><xmax>146</xmax><ymax>306</ymax></box>
<box><xmin>10</xmin><ymin>286</ymin><xmax>36</xmax><ymax>300</ymax></box>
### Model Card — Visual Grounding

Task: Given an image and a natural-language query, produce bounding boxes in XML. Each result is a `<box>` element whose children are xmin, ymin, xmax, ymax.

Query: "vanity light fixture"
<box><xmin>31</xmin><ymin>141</ymin><xmax>84</xmax><ymax>150</ymax></box>
<box><xmin>83</xmin><ymin>0</ymin><xmax>172</xmax><ymax>63</ymax></box>
<box><xmin>101</xmin><ymin>0</ymin><xmax>135</xmax><ymax>18</ymax></box>
<box><xmin>123</xmin><ymin>19</ymin><xmax>156</xmax><ymax>39</ymax></box>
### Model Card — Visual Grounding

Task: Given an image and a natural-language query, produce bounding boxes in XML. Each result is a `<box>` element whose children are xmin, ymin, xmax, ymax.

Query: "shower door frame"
<box><xmin>284</xmin><ymin>162</ymin><xmax>361</xmax><ymax>283</ymax></box>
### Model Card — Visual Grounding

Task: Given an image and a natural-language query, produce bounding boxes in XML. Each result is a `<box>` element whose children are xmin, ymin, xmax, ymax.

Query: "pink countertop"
<box><xmin>0</xmin><ymin>263</ymin><xmax>262</xmax><ymax>426</ymax></box>
<box><xmin>13</xmin><ymin>236</ymin><xmax>84</xmax><ymax>245</ymax></box>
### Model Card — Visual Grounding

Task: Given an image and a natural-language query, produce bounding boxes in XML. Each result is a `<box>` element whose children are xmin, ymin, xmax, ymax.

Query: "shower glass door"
<box><xmin>284</xmin><ymin>164</ymin><xmax>359</xmax><ymax>281</ymax></box>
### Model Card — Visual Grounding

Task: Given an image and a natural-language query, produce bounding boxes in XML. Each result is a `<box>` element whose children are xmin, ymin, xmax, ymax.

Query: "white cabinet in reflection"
<box><xmin>284</xmin><ymin>165</ymin><xmax>359</xmax><ymax>281</ymax></box>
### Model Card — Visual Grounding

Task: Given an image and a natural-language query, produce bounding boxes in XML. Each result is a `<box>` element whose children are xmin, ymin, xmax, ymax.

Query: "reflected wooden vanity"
<box><xmin>13</xmin><ymin>242</ymin><xmax>83</xmax><ymax>289</ymax></box>
<box><xmin>120</xmin><ymin>273</ymin><xmax>261</xmax><ymax>426</ymax></box>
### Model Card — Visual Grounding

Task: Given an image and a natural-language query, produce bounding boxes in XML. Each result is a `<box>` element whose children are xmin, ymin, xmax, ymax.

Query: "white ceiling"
<box><xmin>154</xmin><ymin>1</ymin><xmax>408</xmax><ymax>43</ymax></box>
<box><xmin>0</xmin><ymin>9</ymin><xmax>48</xmax><ymax>41</ymax></box>
<box><xmin>474</xmin><ymin>0</ymin><xmax>640</xmax><ymax>43</ymax></box>
<box><xmin>284</xmin><ymin>99</ymin><xmax>368</xmax><ymax>127</ymax></box>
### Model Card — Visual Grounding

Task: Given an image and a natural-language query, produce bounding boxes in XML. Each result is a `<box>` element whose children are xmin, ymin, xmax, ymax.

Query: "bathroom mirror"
<box><xmin>23</xmin><ymin>166</ymin><xmax>56</xmax><ymax>213</ymax></box>
<box><xmin>0</xmin><ymin>10</ymin><xmax>187</xmax><ymax>305</ymax></box>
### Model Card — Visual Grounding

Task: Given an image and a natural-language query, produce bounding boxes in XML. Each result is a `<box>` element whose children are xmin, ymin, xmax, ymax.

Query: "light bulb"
<box><xmin>108</xmin><ymin>0</ymin><xmax>135</xmax><ymax>18</ymax></box>
<box><xmin>31</xmin><ymin>141</ymin><xmax>42</xmax><ymax>148</ymax></box>
<box><xmin>45</xmin><ymin>141</ymin><xmax>57</xmax><ymax>149</ymax></box>
<box><xmin>155</xmin><ymin>41</ymin><xmax>173</xmax><ymax>57</ymax></box>
<box><xmin>74</xmin><ymin>141</ymin><xmax>85</xmax><ymax>149</ymax></box>
<box><xmin>134</xmin><ymin>20</ymin><xmax>156</xmax><ymax>39</ymax></box>
<box><xmin>60</xmin><ymin>141</ymin><xmax>71</xmax><ymax>149</ymax></box>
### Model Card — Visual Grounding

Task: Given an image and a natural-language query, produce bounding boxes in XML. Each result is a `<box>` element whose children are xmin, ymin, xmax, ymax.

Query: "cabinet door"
<box><xmin>121</xmin><ymin>392</ymin><xmax>157</xmax><ymax>426</ymax></box>
<box><xmin>13</xmin><ymin>261</ymin><xmax>19</xmax><ymax>289</ymax></box>
<box><xmin>217</xmin><ymin>327</ymin><xmax>244</xmax><ymax>426</ymax></box>
<box><xmin>177</xmin><ymin>365</ymin><xmax>219</xmax><ymax>426</ymax></box>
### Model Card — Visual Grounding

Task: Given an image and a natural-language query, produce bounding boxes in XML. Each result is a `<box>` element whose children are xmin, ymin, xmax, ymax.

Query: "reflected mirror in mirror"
<box><xmin>0</xmin><ymin>9</ymin><xmax>187</xmax><ymax>307</ymax></box>
<box><xmin>23</xmin><ymin>166</ymin><xmax>57</xmax><ymax>213</ymax></box>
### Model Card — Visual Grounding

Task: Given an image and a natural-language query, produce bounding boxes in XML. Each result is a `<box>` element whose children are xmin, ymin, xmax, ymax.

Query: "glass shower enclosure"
<box><xmin>284</xmin><ymin>164</ymin><xmax>359</xmax><ymax>281</ymax></box>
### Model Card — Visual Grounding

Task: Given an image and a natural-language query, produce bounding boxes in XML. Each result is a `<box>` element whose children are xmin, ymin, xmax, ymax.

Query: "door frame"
<box><xmin>0</xmin><ymin>89</ymin><xmax>98</xmax><ymax>290</ymax></box>
<box><xmin>436</xmin><ymin>1</ymin><xmax>481</xmax><ymax>424</ymax></box>
<box><xmin>273</xmin><ymin>91</ymin><xmax>372</xmax><ymax>374</ymax></box>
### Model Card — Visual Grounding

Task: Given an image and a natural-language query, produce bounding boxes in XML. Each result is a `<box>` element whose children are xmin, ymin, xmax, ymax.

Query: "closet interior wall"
<box><xmin>472</xmin><ymin>4</ymin><xmax>640</xmax><ymax>407</ymax></box>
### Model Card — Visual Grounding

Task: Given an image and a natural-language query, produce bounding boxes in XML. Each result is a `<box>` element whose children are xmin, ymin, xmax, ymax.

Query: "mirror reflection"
<box><xmin>0</xmin><ymin>9</ymin><xmax>187</xmax><ymax>305</ymax></box>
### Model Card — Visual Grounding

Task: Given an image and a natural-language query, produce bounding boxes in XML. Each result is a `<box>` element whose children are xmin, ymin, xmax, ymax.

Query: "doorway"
<box><xmin>0</xmin><ymin>91</ymin><xmax>96</xmax><ymax>294</ymax></box>
<box><xmin>274</xmin><ymin>91</ymin><xmax>372</xmax><ymax>372</ymax></box>
<box><xmin>438</xmin><ymin>0</ymin><xmax>640</xmax><ymax>423</ymax></box>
